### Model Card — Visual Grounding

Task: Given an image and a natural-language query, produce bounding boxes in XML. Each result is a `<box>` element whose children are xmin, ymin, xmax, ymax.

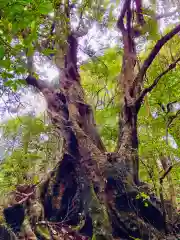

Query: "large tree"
<box><xmin>0</xmin><ymin>0</ymin><xmax>180</xmax><ymax>239</ymax></box>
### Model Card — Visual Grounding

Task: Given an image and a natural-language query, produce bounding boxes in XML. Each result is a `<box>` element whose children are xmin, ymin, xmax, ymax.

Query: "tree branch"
<box><xmin>26</xmin><ymin>75</ymin><xmax>52</xmax><ymax>92</ymax></box>
<box><xmin>159</xmin><ymin>166</ymin><xmax>172</xmax><ymax>184</ymax></box>
<box><xmin>156</xmin><ymin>9</ymin><xmax>179</xmax><ymax>20</ymax></box>
<box><xmin>117</xmin><ymin>0</ymin><xmax>131</xmax><ymax>32</ymax></box>
<box><xmin>136</xmin><ymin>57</ymin><xmax>180</xmax><ymax>104</ymax></box>
<box><xmin>134</xmin><ymin>24</ymin><xmax>180</xmax><ymax>84</ymax></box>
<box><xmin>143</xmin><ymin>9</ymin><xmax>179</xmax><ymax>21</ymax></box>
<box><xmin>74</xmin><ymin>1</ymin><xmax>88</xmax><ymax>36</ymax></box>
<box><xmin>135</xmin><ymin>0</ymin><xmax>145</xmax><ymax>26</ymax></box>
<box><xmin>167</xmin><ymin>109</ymin><xmax>180</xmax><ymax>128</ymax></box>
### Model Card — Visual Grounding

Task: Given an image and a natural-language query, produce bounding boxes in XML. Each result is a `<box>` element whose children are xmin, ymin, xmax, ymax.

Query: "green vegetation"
<box><xmin>0</xmin><ymin>0</ymin><xmax>179</xmax><ymax>239</ymax></box>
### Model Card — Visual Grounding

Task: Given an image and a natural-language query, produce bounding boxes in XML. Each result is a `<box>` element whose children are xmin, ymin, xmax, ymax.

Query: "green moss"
<box><xmin>89</xmin><ymin>185</ymin><xmax>112</xmax><ymax>240</ymax></box>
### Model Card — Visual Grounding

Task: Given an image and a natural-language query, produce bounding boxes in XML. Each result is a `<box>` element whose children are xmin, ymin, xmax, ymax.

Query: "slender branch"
<box><xmin>143</xmin><ymin>9</ymin><xmax>179</xmax><ymax>21</ymax></box>
<box><xmin>34</xmin><ymin>21</ymin><xmax>55</xmax><ymax>54</ymax></box>
<box><xmin>167</xmin><ymin>101</ymin><xmax>178</xmax><ymax>112</ymax></box>
<box><xmin>17</xmin><ymin>192</ymin><xmax>34</xmax><ymax>204</ymax></box>
<box><xmin>159</xmin><ymin>166</ymin><xmax>172</xmax><ymax>184</ymax></box>
<box><xmin>21</xmin><ymin>29</ymin><xmax>35</xmax><ymax>75</ymax></box>
<box><xmin>26</xmin><ymin>51</ymin><xmax>34</xmax><ymax>75</ymax></box>
<box><xmin>117</xmin><ymin>0</ymin><xmax>131</xmax><ymax>32</ymax></box>
<box><xmin>75</xmin><ymin>1</ymin><xmax>87</xmax><ymax>34</ymax></box>
<box><xmin>136</xmin><ymin>57</ymin><xmax>180</xmax><ymax>104</ymax></box>
<box><xmin>126</xmin><ymin>1</ymin><xmax>132</xmax><ymax>33</ymax></box>
<box><xmin>135</xmin><ymin>0</ymin><xmax>145</xmax><ymax>26</ymax></box>
<box><xmin>167</xmin><ymin>109</ymin><xmax>180</xmax><ymax>128</ymax></box>
<box><xmin>156</xmin><ymin>9</ymin><xmax>179</xmax><ymax>20</ymax></box>
<box><xmin>134</xmin><ymin>24</ymin><xmax>180</xmax><ymax>84</ymax></box>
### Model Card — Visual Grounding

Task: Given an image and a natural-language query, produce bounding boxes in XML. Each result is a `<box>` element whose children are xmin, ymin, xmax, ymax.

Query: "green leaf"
<box><xmin>11</xmin><ymin>82</ymin><xmax>18</xmax><ymax>91</ymax></box>
<box><xmin>33</xmin><ymin>175</ymin><xmax>39</xmax><ymax>184</ymax></box>
<box><xmin>0</xmin><ymin>59</ymin><xmax>11</xmax><ymax>68</ymax></box>
<box><xmin>27</xmin><ymin>46</ymin><xmax>34</xmax><ymax>57</ymax></box>
<box><xmin>16</xmin><ymin>79</ymin><xmax>26</xmax><ymax>85</ymax></box>
<box><xmin>26</xmin><ymin>153</ymin><xmax>40</xmax><ymax>160</ymax></box>
<box><xmin>0</xmin><ymin>45</ymin><xmax>5</xmax><ymax>59</ymax></box>
<box><xmin>1</xmin><ymin>72</ymin><xmax>14</xmax><ymax>79</ymax></box>
<box><xmin>143</xmin><ymin>18</ymin><xmax>159</xmax><ymax>40</ymax></box>
<box><xmin>31</xmin><ymin>20</ymin><xmax>36</xmax><ymax>31</ymax></box>
<box><xmin>42</xmin><ymin>48</ymin><xmax>57</xmax><ymax>56</ymax></box>
<box><xmin>4</xmin><ymin>79</ymin><xmax>25</xmax><ymax>91</ymax></box>
<box><xmin>39</xmin><ymin>2</ymin><xmax>53</xmax><ymax>14</ymax></box>
<box><xmin>4</xmin><ymin>80</ymin><xmax>14</xmax><ymax>87</ymax></box>
<box><xmin>92</xmin><ymin>235</ymin><xmax>96</xmax><ymax>240</ymax></box>
<box><xmin>15</xmin><ymin>66</ymin><xmax>26</xmax><ymax>74</ymax></box>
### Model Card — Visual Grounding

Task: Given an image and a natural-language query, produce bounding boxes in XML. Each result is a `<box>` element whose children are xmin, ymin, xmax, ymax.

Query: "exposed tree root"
<box><xmin>2</xmin><ymin>158</ymin><xmax>180</xmax><ymax>240</ymax></box>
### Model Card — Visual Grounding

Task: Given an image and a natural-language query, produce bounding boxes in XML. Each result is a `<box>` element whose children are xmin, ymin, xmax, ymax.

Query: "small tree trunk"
<box><xmin>160</xmin><ymin>157</ymin><xmax>177</xmax><ymax>211</ymax></box>
<box><xmin>117</xmin><ymin>102</ymin><xmax>139</xmax><ymax>184</ymax></box>
<box><xmin>116</xmin><ymin>2</ymin><xmax>140</xmax><ymax>184</ymax></box>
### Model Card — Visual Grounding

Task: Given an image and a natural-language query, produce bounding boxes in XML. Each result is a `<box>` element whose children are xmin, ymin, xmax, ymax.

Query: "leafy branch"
<box><xmin>136</xmin><ymin>57</ymin><xmax>180</xmax><ymax>104</ymax></box>
<box><xmin>133</xmin><ymin>24</ymin><xmax>180</xmax><ymax>90</ymax></box>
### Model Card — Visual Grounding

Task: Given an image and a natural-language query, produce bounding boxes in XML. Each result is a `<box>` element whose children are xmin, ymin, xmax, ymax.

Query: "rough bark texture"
<box><xmin>1</xmin><ymin>1</ymin><xmax>180</xmax><ymax>239</ymax></box>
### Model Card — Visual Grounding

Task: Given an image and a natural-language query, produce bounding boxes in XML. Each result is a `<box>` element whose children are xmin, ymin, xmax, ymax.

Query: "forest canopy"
<box><xmin>0</xmin><ymin>0</ymin><xmax>180</xmax><ymax>239</ymax></box>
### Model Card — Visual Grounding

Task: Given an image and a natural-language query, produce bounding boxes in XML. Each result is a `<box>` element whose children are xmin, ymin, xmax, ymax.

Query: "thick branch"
<box><xmin>134</xmin><ymin>24</ymin><xmax>180</xmax><ymax>84</ymax></box>
<box><xmin>136</xmin><ymin>57</ymin><xmax>180</xmax><ymax>104</ymax></box>
<box><xmin>26</xmin><ymin>75</ymin><xmax>53</xmax><ymax>92</ymax></box>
